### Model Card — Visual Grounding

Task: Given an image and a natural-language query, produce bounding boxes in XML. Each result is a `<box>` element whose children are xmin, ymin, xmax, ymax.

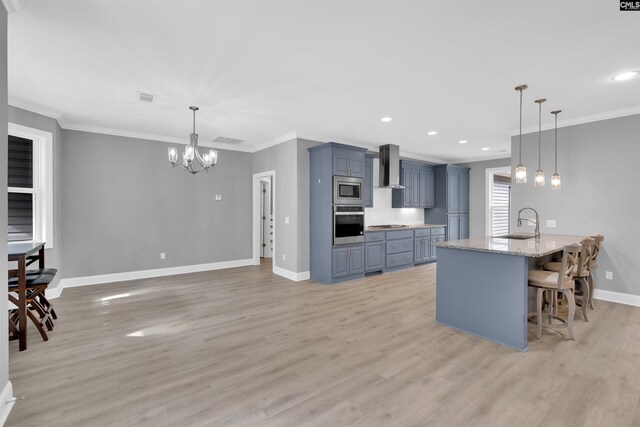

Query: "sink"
<box><xmin>496</xmin><ymin>234</ymin><xmax>535</xmax><ymax>240</ymax></box>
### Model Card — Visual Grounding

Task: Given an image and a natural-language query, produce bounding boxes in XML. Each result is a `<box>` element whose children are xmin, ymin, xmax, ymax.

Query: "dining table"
<box><xmin>8</xmin><ymin>241</ymin><xmax>46</xmax><ymax>351</ymax></box>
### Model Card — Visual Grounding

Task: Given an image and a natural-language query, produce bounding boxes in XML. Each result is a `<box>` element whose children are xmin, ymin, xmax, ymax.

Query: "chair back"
<box><xmin>589</xmin><ymin>234</ymin><xmax>604</xmax><ymax>269</ymax></box>
<box><xmin>576</xmin><ymin>237</ymin><xmax>595</xmax><ymax>276</ymax></box>
<box><xmin>557</xmin><ymin>244</ymin><xmax>581</xmax><ymax>289</ymax></box>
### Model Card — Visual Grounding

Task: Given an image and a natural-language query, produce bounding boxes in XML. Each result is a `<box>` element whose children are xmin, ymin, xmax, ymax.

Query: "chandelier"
<box><xmin>167</xmin><ymin>106</ymin><xmax>218</xmax><ymax>174</ymax></box>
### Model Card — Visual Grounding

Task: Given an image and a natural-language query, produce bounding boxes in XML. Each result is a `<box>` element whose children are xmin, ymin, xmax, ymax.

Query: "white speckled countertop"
<box><xmin>436</xmin><ymin>234</ymin><xmax>586</xmax><ymax>257</ymax></box>
<box><xmin>366</xmin><ymin>224</ymin><xmax>446</xmax><ymax>232</ymax></box>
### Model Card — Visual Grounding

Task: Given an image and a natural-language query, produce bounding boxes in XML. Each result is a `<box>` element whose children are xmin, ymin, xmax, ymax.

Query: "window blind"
<box><xmin>8</xmin><ymin>135</ymin><xmax>34</xmax><ymax>241</ymax></box>
<box><xmin>492</xmin><ymin>175</ymin><xmax>510</xmax><ymax>236</ymax></box>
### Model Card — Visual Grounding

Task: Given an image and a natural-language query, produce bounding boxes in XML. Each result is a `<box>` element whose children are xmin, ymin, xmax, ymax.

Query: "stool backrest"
<box><xmin>558</xmin><ymin>244</ymin><xmax>581</xmax><ymax>289</ymax></box>
<box><xmin>589</xmin><ymin>234</ymin><xmax>604</xmax><ymax>269</ymax></box>
<box><xmin>576</xmin><ymin>237</ymin><xmax>595</xmax><ymax>277</ymax></box>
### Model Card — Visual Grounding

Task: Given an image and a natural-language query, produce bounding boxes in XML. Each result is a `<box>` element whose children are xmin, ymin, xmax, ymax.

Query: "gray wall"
<box><xmin>8</xmin><ymin>106</ymin><xmax>64</xmax><ymax>289</ymax></box>
<box><xmin>457</xmin><ymin>158</ymin><xmax>511</xmax><ymax>238</ymax></box>
<box><xmin>511</xmin><ymin>114</ymin><xmax>640</xmax><ymax>296</ymax></box>
<box><xmin>60</xmin><ymin>130</ymin><xmax>253</xmax><ymax>278</ymax></box>
<box><xmin>1</xmin><ymin>4</ymin><xmax>9</xmax><ymax>396</ymax></box>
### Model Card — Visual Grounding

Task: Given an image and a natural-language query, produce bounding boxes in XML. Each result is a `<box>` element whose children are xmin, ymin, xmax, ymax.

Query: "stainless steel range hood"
<box><xmin>378</xmin><ymin>144</ymin><xmax>405</xmax><ymax>188</ymax></box>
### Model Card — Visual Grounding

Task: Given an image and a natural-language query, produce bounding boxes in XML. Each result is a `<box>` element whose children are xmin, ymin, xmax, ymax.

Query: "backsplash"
<box><xmin>365</xmin><ymin>187</ymin><xmax>424</xmax><ymax>227</ymax></box>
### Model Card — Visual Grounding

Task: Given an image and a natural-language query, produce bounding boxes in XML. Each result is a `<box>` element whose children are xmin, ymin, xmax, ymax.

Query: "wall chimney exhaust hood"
<box><xmin>379</xmin><ymin>144</ymin><xmax>405</xmax><ymax>189</ymax></box>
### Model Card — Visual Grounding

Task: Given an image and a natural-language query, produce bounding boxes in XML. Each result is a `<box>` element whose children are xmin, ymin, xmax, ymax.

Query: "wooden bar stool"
<box><xmin>542</xmin><ymin>237</ymin><xmax>595</xmax><ymax>321</ymax></box>
<box><xmin>528</xmin><ymin>244</ymin><xmax>581</xmax><ymax>341</ymax></box>
<box><xmin>7</xmin><ymin>270</ymin><xmax>57</xmax><ymax>343</ymax></box>
<box><xmin>588</xmin><ymin>235</ymin><xmax>604</xmax><ymax>309</ymax></box>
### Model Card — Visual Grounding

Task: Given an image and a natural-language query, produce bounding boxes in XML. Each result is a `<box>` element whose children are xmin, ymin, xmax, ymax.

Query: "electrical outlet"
<box><xmin>546</xmin><ymin>219</ymin><xmax>556</xmax><ymax>228</ymax></box>
<box><xmin>160</xmin><ymin>253</ymin><xmax>166</xmax><ymax>260</ymax></box>
<box><xmin>282</xmin><ymin>254</ymin><xmax>286</xmax><ymax>261</ymax></box>
<box><xmin>215</xmin><ymin>194</ymin><xmax>222</xmax><ymax>201</ymax></box>
<box><xmin>605</xmin><ymin>271</ymin><xmax>613</xmax><ymax>280</ymax></box>
<box><xmin>285</xmin><ymin>216</ymin><xmax>289</xmax><ymax>224</ymax></box>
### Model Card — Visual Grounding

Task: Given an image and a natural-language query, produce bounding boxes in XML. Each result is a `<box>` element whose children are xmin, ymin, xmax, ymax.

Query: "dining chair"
<box><xmin>528</xmin><ymin>244</ymin><xmax>581</xmax><ymax>341</ymax></box>
<box><xmin>587</xmin><ymin>235</ymin><xmax>604</xmax><ymax>309</ymax></box>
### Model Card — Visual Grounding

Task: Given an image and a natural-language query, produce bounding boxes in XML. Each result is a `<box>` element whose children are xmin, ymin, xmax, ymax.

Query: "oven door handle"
<box><xmin>334</xmin><ymin>212</ymin><xmax>365</xmax><ymax>216</ymax></box>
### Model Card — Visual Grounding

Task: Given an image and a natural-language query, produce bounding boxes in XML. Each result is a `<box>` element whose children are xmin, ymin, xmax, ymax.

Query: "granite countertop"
<box><xmin>435</xmin><ymin>234</ymin><xmax>586</xmax><ymax>257</ymax></box>
<box><xmin>366</xmin><ymin>224</ymin><xmax>446</xmax><ymax>232</ymax></box>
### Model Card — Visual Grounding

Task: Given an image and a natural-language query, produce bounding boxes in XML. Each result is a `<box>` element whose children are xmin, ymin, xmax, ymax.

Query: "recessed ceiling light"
<box><xmin>612</xmin><ymin>71</ymin><xmax>639</xmax><ymax>81</ymax></box>
<box><xmin>380</xmin><ymin>117</ymin><xmax>392</xmax><ymax>122</ymax></box>
<box><xmin>458</xmin><ymin>140</ymin><xmax>468</xmax><ymax>144</ymax></box>
<box><xmin>481</xmin><ymin>147</ymin><xmax>490</xmax><ymax>151</ymax></box>
<box><xmin>427</xmin><ymin>131</ymin><xmax>437</xmax><ymax>136</ymax></box>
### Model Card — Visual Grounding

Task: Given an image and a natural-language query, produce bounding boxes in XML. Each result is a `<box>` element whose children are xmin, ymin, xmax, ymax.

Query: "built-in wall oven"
<box><xmin>333</xmin><ymin>205</ymin><xmax>365</xmax><ymax>245</ymax></box>
<box><xmin>333</xmin><ymin>176</ymin><xmax>363</xmax><ymax>205</ymax></box>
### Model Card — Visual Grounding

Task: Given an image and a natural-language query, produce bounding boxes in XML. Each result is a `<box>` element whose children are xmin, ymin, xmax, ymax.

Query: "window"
<box><xmin>7</xmin><ymin>123</ymin><xmax>54</xmax><ymax>248</ymax></box>
<box><xmin>485</xmin><ymin>166</ymin><xmax>511</xmax><ymax>237</ymax></box>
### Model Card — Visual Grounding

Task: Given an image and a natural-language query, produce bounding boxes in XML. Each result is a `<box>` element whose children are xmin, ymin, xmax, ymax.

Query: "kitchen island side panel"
<box><xmin>435</xmin><ymin>247</ymin><xmax>529</xmax><ymax>351</ymax></box>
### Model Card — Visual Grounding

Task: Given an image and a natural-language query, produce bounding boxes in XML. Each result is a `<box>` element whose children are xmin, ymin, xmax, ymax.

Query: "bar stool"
<box><xmin>542</xmin><ymin>237</ymin><xmax>595</xmax><ymax>321</ymax></box>
<box><xmin>7</xmin><ymin>269</ymin><xmax>57</xmax><ymax>342</ymax></box>
<box><xmin>528</xmin><ymin>244</ymin><xmax>581</xmax><ymax>341</ymax></box>
<box><xmin>588</xmin><ymin>235</ymin><xmax>604</xmax><ymax>309</ymax></box>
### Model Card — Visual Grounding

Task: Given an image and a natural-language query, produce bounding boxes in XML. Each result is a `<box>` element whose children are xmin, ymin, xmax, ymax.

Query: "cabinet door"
<box><xmin>460</xmin><ymin>171</ymin><xmax>469</xmax><ymax>213</ymax></box>
<box><xmin>365</xmin><ymin>242</ymin><xmax>384</xmax><ymax>272</ymax></box>
<box><xmin>349</xmin><ymin>154</ymin><xmax>365</xmax><ymax>178</ymax></box>
<box><xmin>411</xmin><ymin>170</ymin><xmax>420</xmax><ymax>207</ymax></box>
<box><xmin>332</xmin><ymin>247</ymin><xmax>350</xmax><ymax>278</ymax></box>
<box><xmin>332</xmin><ymin>153</ymin><xmax>350</xmax><ymax>176</ymax></box>
<box><xmin>419</xmin><ymin>169</ymin><xmax>435</xmax><ymax>208</ymax></box>
<box><xmin>364</xmin><ymin>157</ymin><xmax>373</xmax><ymax>207</ymax></box>
<box><xmin>414</xmin><ymin>237</ymin><xmax>423</xmax><ymax>263</ymax></box>
<box><xmin>460</xmin><ymin>213</ymin><xmax>469</xmax><ymax>239</ymax></box>
<box><xmin>430</xmin><ymin>235</ymin><xmax>445</xmax><ymax>260</ymax></box>
<box><xmin>447</xmin><ymin>214</ymin><xmax>460</xmax><ymax>241</ymax></box>
<box><xmin>447</xmin><ymin>171</ymin><xmax>460</xmax><ymax>213</ymax></box>
<box><xmin>349</xmin><ymin>246</ymin><xmax>365</xmax><ymax>275</ymax></box>
<box><xmin>403</xmin><ymin>168</ymin><xmax>414</xmax><ymax>206</ymax></box>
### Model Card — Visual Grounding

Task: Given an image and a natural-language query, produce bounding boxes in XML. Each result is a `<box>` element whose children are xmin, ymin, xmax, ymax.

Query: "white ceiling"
<box><xmin>7</xmin><ymin>0</ymin><xmax>640</xmax><ymax>162</ymax></box>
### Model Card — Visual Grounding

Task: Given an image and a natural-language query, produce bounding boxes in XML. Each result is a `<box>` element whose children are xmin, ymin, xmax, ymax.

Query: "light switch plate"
<box><xmin>285</xmin><ymin>216</ymin><xmax>289</xmax><ymax>224</ymax></box>
<box><xmin>160</xmin><ymin>252</ymin><xmax>166</xmax><ymax>260</ymax></box>
<box><xmin>546</xmin><ymin>220</ymin><xmax>556</xmax><ymax>228</ymax></box>
<box><xmin>605</xmin><ymin>271</ymin><xmax>613</xmax><ymax>280</ymax></box>
<box><xmin>215</xmin><ymin>194</ymin><xmax>222</xmax><ymax>201</ymax></box>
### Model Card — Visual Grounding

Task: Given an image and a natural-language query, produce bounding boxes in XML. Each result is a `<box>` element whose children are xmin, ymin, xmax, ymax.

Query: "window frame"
<box><xmin>7</xmin><ymin>123</ymin><xmax>54</xmax><ymax>249</ymax></box>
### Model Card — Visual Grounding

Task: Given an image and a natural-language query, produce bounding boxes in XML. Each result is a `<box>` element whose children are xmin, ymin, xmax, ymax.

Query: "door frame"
<box><xmin>485</xmin><ymin>166</ymin><xmax>511</xmax><ymax>236</ymax></box>
<box><xmin>252</xmin><ymin>170</ymin><xmax>276</xmax><ymax>268</ymax></box>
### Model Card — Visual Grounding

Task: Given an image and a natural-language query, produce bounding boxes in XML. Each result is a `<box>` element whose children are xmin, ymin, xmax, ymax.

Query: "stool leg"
<box><xmin>536</xmin><ymin>288</ymin><xmax>544</xmax><ymax>340</ymax></box>
<box><xmin>564</xmin><ymin>289</ymin><xmax>576</xmax><ymax>341</ymax></box>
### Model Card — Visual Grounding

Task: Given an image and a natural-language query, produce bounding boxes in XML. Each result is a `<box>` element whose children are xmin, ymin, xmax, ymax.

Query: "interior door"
<box><xmin>260</xmin><ymin>179</ymin><xmax>273</xmax><ymax>258</ymax></box>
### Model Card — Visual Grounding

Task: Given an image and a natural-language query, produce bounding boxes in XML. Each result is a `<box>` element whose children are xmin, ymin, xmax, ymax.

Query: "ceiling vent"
<box><xmin>136</xmin><ymin>91</ymin><xmax>155</xmax><ymax>103</ymax></box>
<box><xmin>213</xmin><ymin>136</ymin><xmax>244</xmax><ymax>144</ymax></box>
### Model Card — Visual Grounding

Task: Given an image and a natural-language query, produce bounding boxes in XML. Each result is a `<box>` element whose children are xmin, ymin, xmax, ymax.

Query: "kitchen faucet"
<box><xmin>517</xmin><ymin>207</ymin><xmax>540</xmax><ymax>239</ymax></box>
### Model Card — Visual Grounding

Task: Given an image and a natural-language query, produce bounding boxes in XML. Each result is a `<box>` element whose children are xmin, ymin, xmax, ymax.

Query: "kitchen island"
<box><xmin>435</xmin><ymin>234</ymin><xmax>585</xmax><ymax>351</ymax></box>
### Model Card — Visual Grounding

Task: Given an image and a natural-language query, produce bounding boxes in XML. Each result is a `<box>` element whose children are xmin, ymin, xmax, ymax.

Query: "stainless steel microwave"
<box><xmin>333</xmin><ymin>176</ymin><xmax>364</xmax><ymax>205</ymax></box>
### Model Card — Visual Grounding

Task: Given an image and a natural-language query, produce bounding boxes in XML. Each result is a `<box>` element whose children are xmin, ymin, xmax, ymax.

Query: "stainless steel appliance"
<box><xmin>333</xmin><ymin>176</ymin><xmax>364</xmax><ymax>205</ymax></box>
<box><xmin>333</xmin><ymin>205</ymin><xmax>365</xmax><ymax>245</ymax></box>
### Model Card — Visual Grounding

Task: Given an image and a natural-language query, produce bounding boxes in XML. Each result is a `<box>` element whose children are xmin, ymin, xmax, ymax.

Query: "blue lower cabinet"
<box><xmin>430</xmin><ymin>234</ymin><xmax>445</xmax><ymax>260</ymax></box>
<box><xmin>365</xmin><ymin>241</ymin><xmax>385</xmax><ymax>272</ymax></box>
<box><xmin>414</xmin><ymin>236</ymin><xmax>430</xmax><ymax>264</ymax></box>
<box><xmin>332</xmin><ymin>244</ymin><xmax>365</xmax><ymax>281</ymax></box>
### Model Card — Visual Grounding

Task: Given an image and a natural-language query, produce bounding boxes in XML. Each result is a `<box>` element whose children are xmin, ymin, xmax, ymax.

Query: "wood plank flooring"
<box><xmin>7</xmin><ymin>260</ymin><xmax>640</xmax><ymax>426</ymax></box>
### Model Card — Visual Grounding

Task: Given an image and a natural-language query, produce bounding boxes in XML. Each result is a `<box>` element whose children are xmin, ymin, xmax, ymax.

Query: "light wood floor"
<box><xmin>7</xmin><ymin>260</ymin><xmax>640</xmax><ymax>426</ymax></box>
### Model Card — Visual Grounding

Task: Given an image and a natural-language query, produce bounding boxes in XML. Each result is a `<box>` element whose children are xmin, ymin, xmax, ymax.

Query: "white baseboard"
<box><xmin>272</xmin><ymin>266</ymin><xmax>310</xmax><ymax>282</ymax></box>
<box><xmin>47</xmin><ymin>259</ymin><xmax>254</xmax><ymax>299</ymax></box>
<box><xmin>0</xmin><ymin>381</ymin><xmax>15</xmax><ymax>426</ymax></box>
<box><xmin>594</xmin><ymin>289</ymin><xmax>640</xmax><ymax>308</ymax></box>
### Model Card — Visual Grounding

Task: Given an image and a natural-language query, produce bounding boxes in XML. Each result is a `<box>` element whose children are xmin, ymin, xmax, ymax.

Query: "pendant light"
<box><xmin>168</xmin><ymin>106</ymin><xmax>218</xmax><ymax>174</ymax></box>
<box><xmin>551</xmin><ymin>109</ymin><xmax>562</xmax><ymax>189</ymax></box>
<box><xmin>514</xmin><ymin>85</ymin><xmax>528</xmax><ymax>183</ymax></box>
<box><xmin>534</xmin><ymin>98</ymin><xmax>546</xmax><ymax>187</ymax></box>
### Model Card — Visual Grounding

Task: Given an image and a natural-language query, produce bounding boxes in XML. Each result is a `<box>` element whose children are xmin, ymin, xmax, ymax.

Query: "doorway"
<box><xmin>486</xmin><ymin>167</ymin><xmax>511</xmax><ymax>236</ymax></box>
<box><xmin>259</xmin><ymin>177</ymin><xmax>273</xmax><ymax>258</ymax></box>
<box><xmin>252</xmin><ymin>170</ymin><xmax>276</xmax><ymax>269</ymax></box>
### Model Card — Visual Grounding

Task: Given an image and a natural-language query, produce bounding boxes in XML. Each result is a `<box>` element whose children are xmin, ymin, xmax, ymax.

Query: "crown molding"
<box><xmin>250</xmin><ymin>131</ymin><xmax>299</xmax><ymax>153</ymax></box>
<box><xmin>2</xmin><ymin>0</ymin><xmax>27</xmax><ymax>14</ymax></box>
<box><xmin>8</xmin><ymin>97</ymin><xmax>63</xmax><ymax>122</ymax></box>
<box><xmin>507</xmin><ymin>105</ymin><xmax>640</xmax><ymax>136</ymax></box>
<box><xmin>452</xmin><ymin>154</ymin><xmax>512</xmax><ymax>165</ymax></box>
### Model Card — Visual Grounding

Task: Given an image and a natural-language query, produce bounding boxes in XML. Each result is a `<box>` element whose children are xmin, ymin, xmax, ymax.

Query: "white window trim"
<box><xmin>8</xmin><ymin>123</ymin><xmax>54</xmax><ymax>249</ymax></box>
<box><xmin>485</xmin><ymin>166</ymin><xmax>511</xmax><ymax>236</ymax></box>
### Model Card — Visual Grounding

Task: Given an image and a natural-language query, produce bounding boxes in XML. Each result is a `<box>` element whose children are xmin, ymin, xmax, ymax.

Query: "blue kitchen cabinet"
<box><xmin>364</xmin><ymin>155</ymin><xmax>374</xmax><ymax>207</ymax></box>
<box><xmin>365</xmin><ymin>241</ymin><xmax>385</xmax><ymax>272</ymax></box>
<box><xmin>332</xmin><ymin>245</ymin><xmax>364</xmax><ymax>279</ymax></box>
<box><xmin>425</xmin><ymin>165</ymin><xmax>470</xmax><ymax>241</ymax></box>
<box><xmin>392</xmin><ymin>161</ymin><xmax>435</xmax><ymax>208</ymax></box>
<box><xmin>332</xmin><ymin>147</ymin><xmax>365</xmax><ymax>178</ymax></box>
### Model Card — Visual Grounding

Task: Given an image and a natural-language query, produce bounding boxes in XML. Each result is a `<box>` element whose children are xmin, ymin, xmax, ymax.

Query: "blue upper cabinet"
<box><xmin>332</xmin><ymin>147</ymin><xmax>365</xmax><ymax>178</ymax></box>
<box><xmin>392</xmin><ymin>161</ymin><xmax>435</xmax><ymax>208</ymax></box>
<box><xmin>364</xmin><ymin>155</ymin><xmax>374</xmax><ymax>207</ymax></box>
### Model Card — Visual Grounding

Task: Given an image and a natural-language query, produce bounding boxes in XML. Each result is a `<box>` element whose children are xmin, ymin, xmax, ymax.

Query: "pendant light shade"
<box><xmin>534</xmin><ymin>98</ymin><xmax>546</xmax><ymax>188</ymax></box>
<box><xmin>515</xmin><ymin>85</ymin><xmax>528</xmax><ymax>183</ymax></box>
<box><xmin>551</xmin><ymin>109</ymin><xmax>562</xmax><ymax>190</ymax></box>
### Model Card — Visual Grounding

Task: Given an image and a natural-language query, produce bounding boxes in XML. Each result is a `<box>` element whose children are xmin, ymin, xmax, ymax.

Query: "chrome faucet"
<box><xmin>517</xmin><ymin>207</ymin><xmax>540</xmax><ymax>239</ymax></box>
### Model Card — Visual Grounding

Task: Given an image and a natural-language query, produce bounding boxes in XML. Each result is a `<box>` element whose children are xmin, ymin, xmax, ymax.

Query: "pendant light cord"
<box><xmin>519</xmin><ymin>89</ymin><xmax>523</xmax><ymax>164</ymax></box>
<box><xmin>193</xmin><ymin>109</ymin><xmax>196</xmax><ymax>134</ymax></box>
<box><xmin>554</xmin><ymin>114</ymin><xmax>558</xmax><ymax>173</ymax></box>
<box><xmin>538</xmin><ymin>101</ymin><xmax>541</xmax><ymax>169</ymax></box>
